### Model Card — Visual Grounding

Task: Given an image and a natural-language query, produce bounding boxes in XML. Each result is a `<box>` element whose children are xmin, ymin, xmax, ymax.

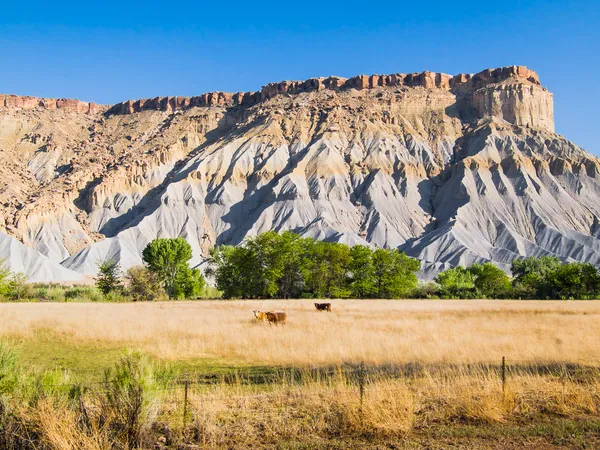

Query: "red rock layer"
<box><xmin>105</xmin><ymin>65</ymin><xmax>541</xmax><ymax>115</ymax></box>
<box><xmin>0</xmin><ymin>94</ymin><xmax>103</xmax><ymax>114</ymax></box>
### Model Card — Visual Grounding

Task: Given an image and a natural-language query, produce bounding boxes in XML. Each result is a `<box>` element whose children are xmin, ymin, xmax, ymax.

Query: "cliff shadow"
<box><xmin>95</xmin><ymin>109</ymin><xmax>247</xmax><ymax>238</ymax></box>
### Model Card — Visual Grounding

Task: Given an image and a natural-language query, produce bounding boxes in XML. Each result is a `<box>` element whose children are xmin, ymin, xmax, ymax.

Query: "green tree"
<box><xmin>372</xmin><ymin>249</ymin><xmax>420</xmax><ymax>298</ymax></box>
<box><xmin>511</xmin><ymin>256</ymin><xmax>561</xmax><ymax>298</ymax></box>
<box><xmin>96</xmin><ymin>259</ymin><xmax>123</xmax><ymax>296</ymax></box>
<box><xmin>435</xmin><ymin>266</ymin><xmax>475</xmax><ymax>298</ymax></box>
<box><xmin>0</xmin><ymin>260</ymin><xmax>12</xmax><ymax>297</ymax></box>
<box><xmin>544</xmin><ymin>262</ymin><xmax>600</xmax><ymax>299</ymax></box>
<box><xmin>142</xmin><ymin>238</ymin><xmax>202</xmax><ymax>299</ymax></box>
<box><xmin>468</xmin><ymin>263</ymin><xmax>512</xmax><ymax>298</ymax></box>
<box><xmin>8</xmin><ymin>272</ymin><xmax>29</xmax><ymax>300</ymax></box>
<box><xmin>173</xmin><ymin>266</ymin><xmax>205</xmax><ymax>299</ymax></box>
<box><xmin>348</xmin><ymin>245</ymin><xmax>376</xmax><ymax>298</ymax></box>
<box><xmin>245</xmin><ymin>232</ymin><xmax>287</xmax><ymax>298</ymax></box>
<box><xmin>303</xmin><ymin>241</ymin><xmax>352</xmax><ymax>298</ymax></box>
<box><xmin>276</xmin><ymin>232</ymin><xmax>308</xmax><ymax>298</ymax></box>
<box><xmin>208</xmin><ymin>245</ymin><xmax>255</xmax><ymax>299</ymax></box>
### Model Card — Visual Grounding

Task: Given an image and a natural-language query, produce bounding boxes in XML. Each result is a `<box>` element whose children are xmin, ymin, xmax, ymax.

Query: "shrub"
<box><xmin>8</xmin><ymin>273</ymin><xmax>29</xmax><ymax>300</ymax></box>
<box><xmin>105</xmin><ymin>291</ymin><xmax>133</xmax><ymax>302</ymax></box>
<box><xmin>0</xmin><ymin>341</ymin><xmax>18</xmax><ymax>395</ymax></box>
<box><xmin>96</xmin><ymin>259</ymin><xmax>124</xmax><ymax>296</ymax></box>
<box><xmin>64</xmin><ymin>286</ymin><xmax>104</xmax><ymax>302</ymax></box>
<box><xmin>46</xmin><ymin>286</ymin><xmax>66</xmax><ymax>302</ymax></box>
<box><xmin>435</xmin><ymin>267</ymin><xmax>475</xmax><ymax>298</ymax></box>
<box><xmin>126</xmin><ymin>266</ymin><xmax>167</xmax><ymax>302</ymax></box>
<box><xmin>412</xmin><ymin>281</ymin><xmax>440</xmax><ymax>298</ymax></box>
<box><xmin>101</xmin><ymin>352</ymin><xmax>175</xmax><ymax>447</ymax></box>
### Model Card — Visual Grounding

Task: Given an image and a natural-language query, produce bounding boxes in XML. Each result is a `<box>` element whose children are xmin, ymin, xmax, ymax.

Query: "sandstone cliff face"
<box><xmin>1</xmin><ymin>94</ymin><xmax>103</xmax><ymax>114</ymax></box>
<box><xmin>470</xmin><ymin>82</ymin><xmax>554</xmax><ymax>130</ymax></box>
<box><xmin>0</xmin><ymin>66</ymin><xmax>592</xmax><ymax>281</ymax></box>
<box><xmin>104</xmin><ymin>65</ymin><xmax>554</xmax><ymax>133</ymax></box>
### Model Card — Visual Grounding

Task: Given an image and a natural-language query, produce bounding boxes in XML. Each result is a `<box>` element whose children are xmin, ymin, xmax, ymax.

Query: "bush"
<box><xmin>102</xmin><ymin>352</ymin><xmax>175</xmax><ymax>447</ymax></box>
<box><xmin>126</xmin><ymin>266</ymin><xmax>167</xmax><ymax>302</ymax></box>
<box><xmin>96</xmin><ymin>259</ymin><xmax>124</xmax><ymax>296</ymax></box>
<box><xmin>412</xmin><ymin>281</ymin><xmax>440</xmax><ymax>298</ymax></box>
<box><xmin>0</xmin><ymin>341</ymin><xmax>18</xmax><ymax>395</ymax></box>
<box><xmin>105</xmin><ymin>291</ymin><xmax>133</xmax><ymax>302</ymax></box>
<box><xmin>64</xmin><ymin>286</ymin><xmax>104</xmax><ymax>302</ymax></box>
<box><xmin>46</xmin><ymin>286</ymin><xmax>66</xmax><ymax>302</ymax></box>
<box><xmin>435</xmin><ymin>267</ymin><xmax>475</xmax><ymax>298</ymax></box>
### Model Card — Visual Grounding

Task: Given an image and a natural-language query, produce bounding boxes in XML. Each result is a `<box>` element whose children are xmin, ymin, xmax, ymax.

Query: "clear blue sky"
<box><xmin>1</xmin><ymin>0</ymin><xmax>598</xmax><ymax>153</ymax></box>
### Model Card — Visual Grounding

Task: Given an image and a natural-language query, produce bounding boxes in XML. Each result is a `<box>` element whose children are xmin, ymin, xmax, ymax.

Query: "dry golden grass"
<box><xmin>180</xmin><ymin>369</ymin><xmax>600</xmax><ymax>448</ymax></box>
<box><xmin>2</xmin><ymin>297</ymin><xmax>599</xmax><ymax>450</ymax></box>
<box><xmin>1</xmin><ymin>299</ymin><xmax>599</xmax><ymax>367</ymax></box>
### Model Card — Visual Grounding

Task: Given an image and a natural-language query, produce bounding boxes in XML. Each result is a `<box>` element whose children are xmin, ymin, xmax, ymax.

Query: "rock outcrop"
<box><xmin>1</xmin><ymin>94</ymin><xmax>103</xmax><ymax>114</ymax></box>
<box><xmin>105</xmin><ymin>65</ymin><xmax>553</xmax><ymax>132</ymax></box>
<box><xmin>0</xmin><ymin>65</ymin><xmax>592</xmax><ymax>282</ymax></box>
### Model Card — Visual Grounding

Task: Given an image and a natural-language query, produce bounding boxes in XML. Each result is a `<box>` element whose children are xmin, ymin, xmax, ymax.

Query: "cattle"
<box><xmin>265</xmin><ymin>311</ymin><xmax>287</xmax><ymax>325</ymax></box>
<box><xmin>314</xmin><ymin>302</ymin><xmax>332</xmax><ymax>312</ymax></box>
<box><xmin>253</xmin><ymin>310</ymin><xmax>267</xmax><ymax>321</ymax></box>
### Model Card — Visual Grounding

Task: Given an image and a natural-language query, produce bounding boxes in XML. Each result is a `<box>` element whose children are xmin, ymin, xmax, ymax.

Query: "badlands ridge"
<box><xmin>0</xmin><ymin>66</ymin><xmax>597</xmax><ymax>281</ymax></box>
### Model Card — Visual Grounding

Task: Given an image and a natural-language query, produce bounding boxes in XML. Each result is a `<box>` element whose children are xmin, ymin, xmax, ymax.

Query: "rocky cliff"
<box><xmin>0</xmin><ymin>65</ymin><xmax>594</xmax><ymax>281</ymax></box>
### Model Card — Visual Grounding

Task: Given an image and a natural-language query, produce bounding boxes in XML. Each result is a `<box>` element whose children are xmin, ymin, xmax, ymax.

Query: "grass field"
<box><xmin>1</xmin><ymin>299</ymin><xmax>599</xmax><ymax>449</ymax></box>
<box><xmin>2</xmin><ymin>299</ymin><xmax>600</xmax><ymax>373</ymax></box>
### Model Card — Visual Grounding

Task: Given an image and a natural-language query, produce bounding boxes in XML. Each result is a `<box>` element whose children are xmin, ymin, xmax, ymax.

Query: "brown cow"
<box><xmin>265</xmin><ymin>311</ymin><xmax>287</xmax><ymax>325</ymax></box>
<box><xmin>314</xmin><ymin>302</ymin><xmax>332</xmax><ymax>312</ymax></box>
<box><xmin>253</xmin><ymin>310</ymin><xmax>267</xmax><ymax>321</ymax></box>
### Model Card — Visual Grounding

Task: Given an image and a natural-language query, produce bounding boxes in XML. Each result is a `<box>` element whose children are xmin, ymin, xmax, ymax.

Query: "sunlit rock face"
<box><xmin>1</xmin><ymin>65</ymin><xmax>597</xmax><ymax>281</ymax></box>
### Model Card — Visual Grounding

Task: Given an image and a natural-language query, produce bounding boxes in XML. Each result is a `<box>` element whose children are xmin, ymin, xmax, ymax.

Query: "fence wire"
<box><xmin>27</xmin><ymin>358</ymin><xmax>597</xmax><ymax>430</ymax></box>
<box><xmin>38</xmin><ymin>358</ymin><xmax>600</xmax><ymax>391</ymax></box>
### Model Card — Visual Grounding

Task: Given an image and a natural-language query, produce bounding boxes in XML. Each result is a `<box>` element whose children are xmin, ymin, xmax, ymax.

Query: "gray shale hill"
<box><xmin>0</xmin><ymin>66</ymin><xmax>597</xmax><ymax>281</ymax></box>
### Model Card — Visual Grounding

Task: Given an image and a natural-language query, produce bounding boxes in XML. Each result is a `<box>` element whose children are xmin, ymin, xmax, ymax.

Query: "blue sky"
<box><xmin>0</xmin><ymin>1</ymin><xmax>598</xmax><ymax>153</ymax></box>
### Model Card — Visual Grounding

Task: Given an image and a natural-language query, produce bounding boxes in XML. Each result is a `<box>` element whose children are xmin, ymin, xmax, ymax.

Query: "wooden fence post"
<box><xmin>183</xmin><ymin>380</ymin><xmax>189</xmax><ymax>427</ymax></box>
<box><xmin>501</xmin><ymin>356</ymin><xmax>506</xmax><ymax>397</ymax></box>
<box><xmin>359</xmin><ymin>361</ymin><xmax>365</xmax><ymax>412</ymax></box>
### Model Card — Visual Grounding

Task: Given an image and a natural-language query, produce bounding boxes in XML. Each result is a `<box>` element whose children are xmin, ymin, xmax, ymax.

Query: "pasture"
<box><xmin>1</xmin><ymin>300</ymin><xmax>600</xmax><ymax>448</ymax></box>
<box><xmin>2</xmin><ymin>299</ymin><xmax>599</xmax><ymax>373</ymax></box>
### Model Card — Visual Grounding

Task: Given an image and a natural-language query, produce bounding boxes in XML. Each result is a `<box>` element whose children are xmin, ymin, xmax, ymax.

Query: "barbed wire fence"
<box><xmin>35</xmin><ymin>357</ymin><xmax>599</xmax><ymax>428</ymax></box>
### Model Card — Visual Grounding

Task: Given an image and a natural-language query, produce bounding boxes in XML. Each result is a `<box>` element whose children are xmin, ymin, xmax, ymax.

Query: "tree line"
<box><xmin>96</xmin><ymin>237</ymin><xmax>205</xmax><ymax>301</ymax></box>
<box><xmin>0</xmin><ymin>232</ymin><xmax>591</xmax><ymax>302</ymax></box>
<box><xmin>207</xmin><ymin>232</ymin><xmax>600</xmax><ymax>300</ymax></box>
<box><xmin>207</xmin><ymin>231</ymin><xmax>421</xmax><ymax>299</ymax></box>
<box><xmin>432</xmin><ymin>256</ymin><xmax>600</xmax><ymax>299</ymax></box>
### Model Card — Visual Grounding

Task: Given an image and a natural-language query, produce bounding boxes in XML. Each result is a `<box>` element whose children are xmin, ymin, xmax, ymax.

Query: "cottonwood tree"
<box><xmin>511</xmin><ymin>256</ymin><xmax>561</xmax><ymax>297</ymax></box>
<box><xmin>208</xmin><ymin>232</ymin><xmax>422</xmax><ymax>299</ymax></box>
<box><xmin>435</xmin><ymin>266</ymin><xmax>475</xmax><ymax>298</ymax></box>
<box><xmin>276</xmin><ymin>231</ymin><xmax>307</xmax><ymax>298</ymax></box>
<box><xmin>348</xmin><ymin>245</ymin><xmax>376</xmax><ymax>298</ymax></box>
<box><xmin>542</xmin><ymin>262</ymin><xmax>600</xmax><ymax>299</ymax></box>
<box><xmin>142</xmin><ymin>237</ymin><xmax>204</xmax><ymax>299</ymax></box>
<box><xmin>372</xmin><ymin>249</ymin><xmax>420</xmax><ymax>298</ymax></box>
<box><xmin>303</xmin><ymin>241</ymin><xmax>352</xmax><ymax>298</ymax></box>
<box><xmin>468</xmin><ymin>262</ymin><xmax>511</xmax><ymax>298</ymax></box>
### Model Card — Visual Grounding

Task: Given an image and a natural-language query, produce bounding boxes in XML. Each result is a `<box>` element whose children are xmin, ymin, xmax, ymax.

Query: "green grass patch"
<box><xmin>15</xmin><ymin>334</ymin><xmax>127</xmax><ymax>381</ymax></box>
<box><xmin>9</xmin><ymin>330</ymin><xmax>269</xmax><ymax>382</ymax></box>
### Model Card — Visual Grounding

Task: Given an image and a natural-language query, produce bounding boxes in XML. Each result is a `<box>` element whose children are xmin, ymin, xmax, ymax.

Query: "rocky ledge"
<box><xmin>105</xmin><ymin>65</ymin><xmax>542</xmax><ymax>115</ymax></box>
<box><xmin>0</xmin><ymin>94</ymin><xmax>104</xmax><ymax>114</ymax></box>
